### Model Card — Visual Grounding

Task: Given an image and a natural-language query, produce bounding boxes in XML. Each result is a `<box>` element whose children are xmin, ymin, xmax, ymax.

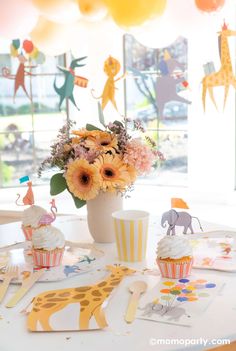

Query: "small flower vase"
<box><xmin>87</xmin><ymin>192</ymin><xmax>123</xmax><ymax>243</ymax></box>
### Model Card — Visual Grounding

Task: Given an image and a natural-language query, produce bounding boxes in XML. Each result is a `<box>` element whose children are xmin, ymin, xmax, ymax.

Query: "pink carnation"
<box><xmin>73</xmin><ymin>145</ymin><xmax>100</xmax><ymax>163</ymax></box>
<box><xmin>123</xmin><ymin>139</ymin><xmax>155</xmax><ymax>175</ymax></box>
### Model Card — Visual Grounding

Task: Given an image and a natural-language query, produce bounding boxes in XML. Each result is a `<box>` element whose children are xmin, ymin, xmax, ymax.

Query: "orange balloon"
<box><xmin>195</xmin><ymin>0</ymin><xmax>225</xmax><ymax>13</ymax></box>
<box><xmin>78</xmin><ymin>0</ymin><xmax>105</xmax><ymax>15</ymax></box>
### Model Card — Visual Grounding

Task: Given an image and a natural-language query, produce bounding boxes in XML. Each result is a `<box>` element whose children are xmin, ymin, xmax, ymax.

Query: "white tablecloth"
<box><xmin>0</xmin><ymin>216</ymin><xmax>236</xmax><ymax>351</ymax></box>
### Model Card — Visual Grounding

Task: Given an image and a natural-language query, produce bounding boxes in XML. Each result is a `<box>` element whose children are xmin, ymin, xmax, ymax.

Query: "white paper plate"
<box><xmin>0</xmin><ymin>241</ymin><xmax>104</xmax><ymax>283</ymax></box>
<box><xmin>187</xmin><ymin>230</ymin><xmax>236</xmax><ymax>272</ymax></box>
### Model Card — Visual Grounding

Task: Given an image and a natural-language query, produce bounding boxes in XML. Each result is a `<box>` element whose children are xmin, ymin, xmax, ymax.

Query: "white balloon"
<box><xmin>43</xmin><ymin>2</ymin><xmax>81</xmax><ymax>24</ymax></box>
<box><xmin>128</xmin><ymin>0</ymin><xmax>232</xmax><ymax>48</ymax></box>
<box><xmin>130</xmin><ymin>17</ymin><xmax>180</xmax><ymax>49</ymax></box>
<box><xmin>71</xmin><ymin>19</ymin><xmax>123</xmax><ymax>60</ymax></box>
<box><xmin>166</xmin><ymin>0</ymin><xmax>230</xmax><ymax>39</ymax></box>
<box><xmin>0</xmin><ymin>0</ymin><xmax>39</xmax><ymax>39</ymax></box>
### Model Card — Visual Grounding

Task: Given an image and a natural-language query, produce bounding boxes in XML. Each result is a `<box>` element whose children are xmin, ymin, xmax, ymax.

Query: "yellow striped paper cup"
<box><xmin>112</xmin><ymin>210</ymin><xmax>149</xmax><ymax>262</ymax></box>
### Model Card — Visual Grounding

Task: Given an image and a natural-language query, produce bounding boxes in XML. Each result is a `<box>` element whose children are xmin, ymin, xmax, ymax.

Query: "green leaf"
<box><xmin>98</xmin><ymin>102</ymin><xmax>105</xmax><ymax>127</ymax></box>
<box><xmin>68</xmin><ymin>189</ymin><xmax>86</xmax><ymax>208</ymax></box>
<box><xmin>50</xmin><ymin>173</ymin><xmax>67</xmax><ymax>195</ymax></box>
<box><xmin>86</xmin><ymin>123</ymin><xmax>102</xmax><ymax>131</ymax></box>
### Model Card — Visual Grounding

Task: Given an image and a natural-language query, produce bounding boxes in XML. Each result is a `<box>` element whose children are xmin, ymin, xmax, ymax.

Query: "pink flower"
<box><xmin>73</xmin><ymin>145</ymin><xmax>100</xmax><ymax>163</ymax></box>
<box><xmin>123</xmin><ymin>139</ymin><xmax>155</xmax><ymax>175</ymax></box>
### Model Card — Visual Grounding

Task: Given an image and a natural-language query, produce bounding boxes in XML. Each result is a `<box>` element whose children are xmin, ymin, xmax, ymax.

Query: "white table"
<box><xmin>0</xmin><ymin>216</ymin><xmax>236</xmax><ymax>351</ymax></box>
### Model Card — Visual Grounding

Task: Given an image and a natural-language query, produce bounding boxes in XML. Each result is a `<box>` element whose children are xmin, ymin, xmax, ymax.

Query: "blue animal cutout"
<box><xmin>54</xmin><ymin>56</ymin><xmax>88</xmax><ymax>111</ymax></box>
<box><xmin>79</xmin><ymin>255</ymin><xmax>96</xmax><ymax>264</ymax></box>
<box><xmin>63</xmin><ymin>265</ymin><xmax>81</xmax><ymax>277</ymax></box>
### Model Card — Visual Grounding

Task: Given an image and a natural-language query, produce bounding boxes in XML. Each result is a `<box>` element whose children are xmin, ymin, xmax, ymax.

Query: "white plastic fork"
<box><xmin>0</xmin><ymin>265</ymin><xmax>18</xmax><ymax>303</ymax></box>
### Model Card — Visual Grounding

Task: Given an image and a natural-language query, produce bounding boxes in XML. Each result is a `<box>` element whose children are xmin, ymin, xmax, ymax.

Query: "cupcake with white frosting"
<box><xmin>31</xmin><ymin>225</ymin><xmax>65</xmax><ymax>267</ymax></box>
<box><xmin>21</xmin><ymin>205</ymin><xmax>47</xmax><ymax>241</ymax></box>
<box><xmin>156</xmin><ymin>236</ymin><xmax>193</xmax><ymax>279</ymax></box>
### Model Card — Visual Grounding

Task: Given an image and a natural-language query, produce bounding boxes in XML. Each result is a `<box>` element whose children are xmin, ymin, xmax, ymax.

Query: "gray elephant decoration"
<box><xmin>139</xmin><ymin>301</ymin><xmax>190</xmax><ymax>322</ymax></box>
<box><xmin>161</xmin><ymin>209</ymin><xmax>203</xmax><ymax>235</ymax></box>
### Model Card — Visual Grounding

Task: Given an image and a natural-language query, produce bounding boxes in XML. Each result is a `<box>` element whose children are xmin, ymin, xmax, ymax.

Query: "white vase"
<box><xmin>87</xmin><ymin>192</ymin><xmax>123</xmax><ymax>243</ymax></box>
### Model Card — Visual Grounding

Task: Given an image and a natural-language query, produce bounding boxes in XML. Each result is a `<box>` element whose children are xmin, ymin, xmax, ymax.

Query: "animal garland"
<box><xmin>54</xmin><ymin>56</ymin><xmax>88</xmax><ymax>111</ymax></box>
<box><xmin>202</xmin><ymin>21</ymin><xmax>236</xmax><ymax>111</ymax></box>
<box><xmin>2</xmin><ymin>39</ymin><xmax>45</xmax><ymax>101</ymax></box>
<box><xmin>92</xmin><ymin>56</ymin><xmax>126</xmax><ymax>111</ymax></box>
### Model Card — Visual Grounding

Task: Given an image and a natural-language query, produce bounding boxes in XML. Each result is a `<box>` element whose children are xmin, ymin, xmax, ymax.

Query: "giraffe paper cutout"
<box><xmin>202</xmin><ymin>21</ymin><xmax>236</xmax><ymax>111</ymax></box>
<box><xmin>91</xmin><ymin>56</ymin><xmax>126</xmax><ymax>111</ymax></box>
<box><xmin>27</xmin><ymin>265</ymin><xmax>135</xmax><ymax>331</ymax></box>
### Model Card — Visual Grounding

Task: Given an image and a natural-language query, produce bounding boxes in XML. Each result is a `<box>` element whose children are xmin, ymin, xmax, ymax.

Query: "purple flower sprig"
<box><xmin>38</xmin><ymin>120</ymin><xmax>75</xmax><ymax>176</ymax></box>
<box><xmin>107</xmin><ymin>120</ymin><xmax>131</xmax><ymax>153</ymax></box>
<box><xmin>73</xmin><ymin>144</ymin><xmax>100</xmax><ymax>163</ymax></box>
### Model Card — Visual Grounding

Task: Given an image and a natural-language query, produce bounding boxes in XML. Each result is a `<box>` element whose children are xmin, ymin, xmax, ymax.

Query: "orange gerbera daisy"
<box><xmin>85</xmin><ymin>131</ymin><xmax>118</xmax><ymax>152</ymax></box>
<box><xmin>72</xmin><ymin>129</ymin><xmax>101</xmax><ymax>139</ymax></box>
<box><xmin>65</xmin><ymin>159</ymin><xmax>101</xmax><ymax>200</ymax></box>
<box><xmin>94</xmin><ymin>154</ymin><xmax>136</xmax><ymax>192</ymax></box>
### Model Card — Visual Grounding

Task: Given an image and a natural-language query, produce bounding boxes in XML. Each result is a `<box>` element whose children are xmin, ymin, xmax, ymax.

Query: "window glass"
<box><xmin>0</xmin><ymin>53</ymin><xmax>67</xmax><ymax>187</ymax></box>
<box><xmin>124</xmin><ymin>34</ymin><xmax>188</xmax><ymax>186</ymax></box>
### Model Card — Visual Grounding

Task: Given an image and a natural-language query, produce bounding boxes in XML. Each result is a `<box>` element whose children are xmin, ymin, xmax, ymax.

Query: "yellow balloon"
<box><xmin>103</xmin><ymin>0</ymin><xmax>166</xmax><ymax>27</ymax></box>
<box><xmin>30</xmin><ymin>17</ymin><xmax>73</xmax><ymax>56</ymax></box>
<box><xmin>10</xmin><ymin>44</ymin><xmax>18</xmax><ymax>57</ymax></box>
<box><xmin>29</xmin><ymin>47</ymin><xmax>39</xmax><ymax>59</ymax></box>
<box><xmin>78</xmin><ymin>0</ymin><xmax>105</xmax><ymax>15</ymax></box>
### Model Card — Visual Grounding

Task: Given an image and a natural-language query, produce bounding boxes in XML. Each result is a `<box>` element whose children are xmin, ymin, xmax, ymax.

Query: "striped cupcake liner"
<box><xmin>21</xmin><ymin>225</ymin><xmax>33</xmax><ymax>241</ymax></box>
<box><xmin>32</xmin><ymin>248</ymin><xmax>64</xmax><ymax>267</ymax></box>
<box><xmin>157</xmin><ymin>258</ymin><xmax>193</xmax><ymax>279</ymax></box>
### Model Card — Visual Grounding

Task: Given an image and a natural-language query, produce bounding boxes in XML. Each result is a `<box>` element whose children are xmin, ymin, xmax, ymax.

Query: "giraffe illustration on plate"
<box><xmin>27</xmin><ymin>265</ymin><xmax>135</xmax><ymax>331</ymax></box>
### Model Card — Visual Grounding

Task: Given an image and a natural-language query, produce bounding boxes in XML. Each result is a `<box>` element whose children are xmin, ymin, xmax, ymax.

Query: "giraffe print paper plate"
<box><xmin>0</xmin><ymin>241</ymin><xmax>104</xmax><ymax>283</ymax></box>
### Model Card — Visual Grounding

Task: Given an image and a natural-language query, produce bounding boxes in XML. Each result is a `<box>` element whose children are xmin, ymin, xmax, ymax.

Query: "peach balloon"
<box><xmin>0</xmin><ymin>0</ymin><xmax>39</xmax><ymax>39</ymax></box>
<box><xmin>195</xmin><ymin>0</ymin><xmax>225</xmax><ymax>12</ymax></box>
<box><xmin>33</xmin><ymin>0</ymin><xmax>73</xmax><ymax>14</ymax></box>
<box><xmin>30</xmin><ymin>17</ymin><xmax>74</xmax><ymax>56</ymax></box>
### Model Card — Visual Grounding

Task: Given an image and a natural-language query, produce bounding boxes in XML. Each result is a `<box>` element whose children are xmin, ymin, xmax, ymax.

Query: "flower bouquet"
<box><xmin>39</xmin><ymin>118</ymin><xmax>164</xmax><ymax>209</ymax></box>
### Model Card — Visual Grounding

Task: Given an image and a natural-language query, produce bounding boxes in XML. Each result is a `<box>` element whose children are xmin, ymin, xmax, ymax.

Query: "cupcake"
<box><xmin>156</xmin><ymin>236</ymin><xmax>193</xmax><ymax>279</ymax></box>
<box><xmin>31</xmin><ymin>225</ymin><xmax>65</xmax><ymax>267</ymax></box>
<box><xmin>21</xmin><ymin>205</ymin><xmax>47</xmax><ymax>241</ymax></box>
